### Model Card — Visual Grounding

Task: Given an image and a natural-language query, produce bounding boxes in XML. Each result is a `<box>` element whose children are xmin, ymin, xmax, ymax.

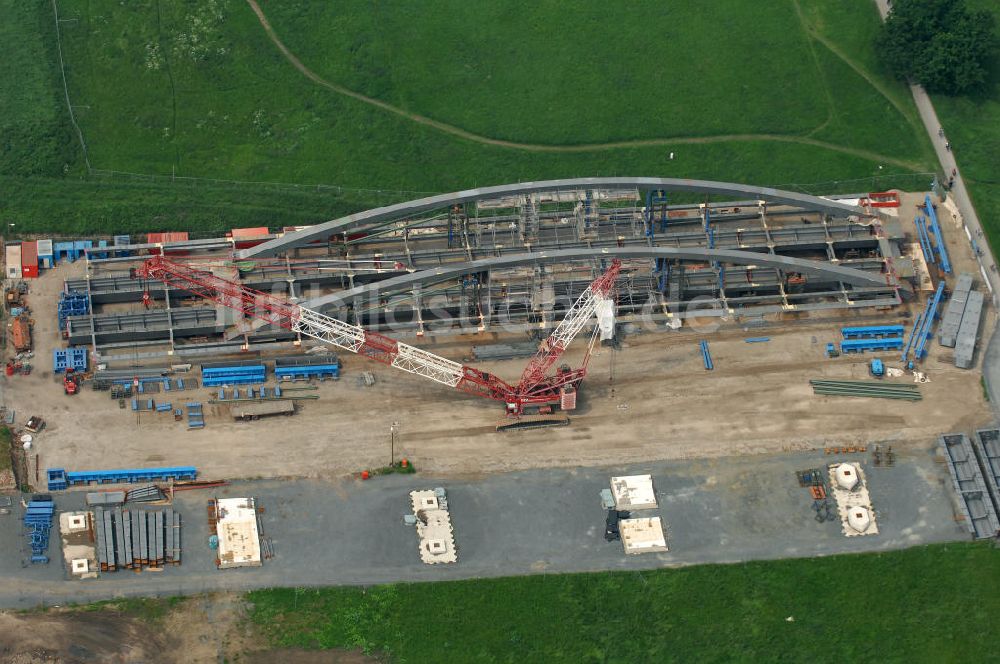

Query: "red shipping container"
<box><xmin>228</xmin><ymin>226</ymin><xmax>270</xmax><ymax>249</ymax></box>
<box><xmin>146</xmin><ymin>232</ymin><xmax>190</xmax><ymax>255</ymax></box>
<box><xmin>20</xmin><ymin>241</ymin><xmax>38</xmax><ymax>279</ymax></box>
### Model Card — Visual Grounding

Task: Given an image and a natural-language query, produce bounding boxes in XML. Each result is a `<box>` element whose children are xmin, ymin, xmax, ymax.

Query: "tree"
<box><xmin>878</xmin><ymin>0</ymin><xmax>997</xmax><ymax>95</ymax></box>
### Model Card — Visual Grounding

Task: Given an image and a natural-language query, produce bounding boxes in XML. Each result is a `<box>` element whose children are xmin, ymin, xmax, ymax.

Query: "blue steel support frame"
<box><xmin>643</xmin><ymin>190</ymin><xmax>654</xmax><ymax>239</ymax></box>
<box><xmin>840</xmin><ymin>337</ymin><xmax>904</xmax><ymax>353</ymax></box>
<box><xmin>925</xmin><ymin>195</ymin><xmax>952</xmax><ymax>274</ymax></box>
<box><xmin>914</xmin><ymin>216</ymin><xmax>935</xmax><ymax>266</ymax></box>
<box><xmin>643</xmin><ymin>189</ymin><xmax>668</xmax><ymax>239</ymax></box>
<box><xmin>841</xmin><ymin>325</ymin><xmax>905</xmax><ymax>339</ymax></box>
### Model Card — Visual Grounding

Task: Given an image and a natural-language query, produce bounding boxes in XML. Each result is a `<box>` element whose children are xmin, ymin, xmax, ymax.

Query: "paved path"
<box><xmin>873</xmin><ymin>0</ymin><xmax>1000</xmax><ymax>410</ymax></box>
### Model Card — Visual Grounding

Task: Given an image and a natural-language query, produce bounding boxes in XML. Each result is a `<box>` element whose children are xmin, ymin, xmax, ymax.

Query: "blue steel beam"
<box><xmin>902</xmin><ymin>280</ymin><xmax>945</xmax><ymax>361</ymax></box>
<box><xmin>700</xmin><ymin>340</ymin><xmax>714</xmax><ymax>370</ymax></box>
<box><xmin>914</xmin><ymin>281</ymin><xmax>947</xmax><ymax>360</ymax></box>
<box><xmin>902</xmin><ymin>309</ymin><xmax>926</xmax><ymax>362</ymax></box>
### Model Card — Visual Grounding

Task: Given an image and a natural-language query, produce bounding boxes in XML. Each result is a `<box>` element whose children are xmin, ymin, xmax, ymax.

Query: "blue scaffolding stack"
<box><xmin>274</xmin><ymin>355</ymin><xmax>341</xmax><ymax>381</ymax></box>
<box><xmin>201</xmin><ymin>361</ymin><xmax>267</xmax><ymax>386</ymax></box>
<box><xmin>53</xmin><ymin>348</ymin><xmax>88</xmax><ymax>373</ymax></box>
<box><xmin>23</xmin><ymin>498</ymin><xmax>54</xmax><ymax>563</ymax></box>
<box><xmin>113</xmin><ymin>235</ymin><xmax>132</xmax><ymax>257</ymax></box>
<box><xmin>47</xmin><ymin>466</ymin><xmax>197</xmax><ymax>490</ymax></box>
<box><xmin>186</xmin><ymin>402</ymin><xmax>204</xmax><ymax>429</ymax></box>
<box><xmin>840</xmin><ymin>337</ymin><xmax>904</xmax><ymax>353</ymax></box>
<box><xmin>841</xmin><ymin>325</ymin><xmax>905</xmax><ymax>339</ymax></box>
<box><xmin>89</xmin><ymin>239</ymin><xmax>110</xmax><ymax>260</ymax></box>
<box><xmin>130</xmin><ymin>398</ymin><xmax>155</xmax><ymax>411</ymax></box>
<box><xmin>57</xmin><ymin>291</ymin><xmax>89</xmax><ymax>330</ymax></box>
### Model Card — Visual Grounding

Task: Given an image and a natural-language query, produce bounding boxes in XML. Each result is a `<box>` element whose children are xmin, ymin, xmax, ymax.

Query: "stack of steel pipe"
<box><xmin>809</xmin><ymin>379</ymin><xmax>921</xmax><ymax>401</ymax></box>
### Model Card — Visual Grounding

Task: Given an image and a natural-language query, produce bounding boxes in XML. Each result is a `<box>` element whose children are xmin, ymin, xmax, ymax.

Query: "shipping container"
<box><xmin>5</xmin><ymin>244</ymin><xmax>21</xmax><ymax>279</ymax></box>
<box><xmin>146</xmin><ymin>232</ymin><xmax>190</xmax><ymax>256</ymax></box>
<box><xmin>36</xmin><ymin>239</ymin><xmax>54</xmax><ymax>268</ymax></box>
<box><xmin>228</xmin><ymin>226</ymin><xmax>270</xmax><ymax>249</ymax></box>
<box><xmin>20</xmin><ymin>241</ymin><xmax>38</xmax><ymax>279</ymax></box>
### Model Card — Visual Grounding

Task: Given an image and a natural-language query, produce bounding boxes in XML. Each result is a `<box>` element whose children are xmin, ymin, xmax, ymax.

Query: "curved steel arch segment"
<box><xmin>302</xmin><ymin>246</ymin><xmax>896</xmax><ymax>312</ymax></box>
<box><xmin>241</xmin><ymin>177</ymin><xmax>866</xmax><ymax>258</ymax></box>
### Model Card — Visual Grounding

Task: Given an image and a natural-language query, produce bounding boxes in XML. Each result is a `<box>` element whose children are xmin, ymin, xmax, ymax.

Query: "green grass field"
<box><xmin>1</xmin><ymin>0</ymin><xmax>946</xmax><ymax>236</ymax></box>
<box><xmin>0</xmin><ymin>1</ymin><xmax>77</xmax><ymax>177</ymax></box>
<box><xmin>247</xmin><ymin>542</ymin><xmax>1000</xmax><ymax>662</ymax></box>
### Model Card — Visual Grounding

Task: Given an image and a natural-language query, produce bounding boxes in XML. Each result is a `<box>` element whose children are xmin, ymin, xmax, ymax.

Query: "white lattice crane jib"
<box><xmin>136</xmin><ymin>256</ymin><xmax>621</xmax><ymax>416</ymax></box>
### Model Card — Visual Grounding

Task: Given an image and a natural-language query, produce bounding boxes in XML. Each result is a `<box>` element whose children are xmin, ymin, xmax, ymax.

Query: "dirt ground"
<box><xmin>0</xmin><ymin>594</ymin><xmax>372</xmax><ymax>663</ymax></box>
<box><xmin>3</xmin><ymin>192</ymin><xmax>994</xmax><ymax>486</ymax></box>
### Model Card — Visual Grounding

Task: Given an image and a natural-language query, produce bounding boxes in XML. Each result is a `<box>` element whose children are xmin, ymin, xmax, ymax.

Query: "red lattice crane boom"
<box><xmin>135</xmin><ymin>257</ymin><xmax>620</xmax><ymax>415</ymax></box>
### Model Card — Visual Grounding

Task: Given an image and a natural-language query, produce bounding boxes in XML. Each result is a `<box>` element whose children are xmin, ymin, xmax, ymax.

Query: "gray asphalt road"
<box><xmin>0</xmin><ymin>445</ymin><xmax>966</xmax><ymax>609</ymax></box>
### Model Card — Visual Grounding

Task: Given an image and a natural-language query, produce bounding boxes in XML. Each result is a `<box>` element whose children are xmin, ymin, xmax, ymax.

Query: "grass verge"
<box><xmin>246</xmin><ymin>542</ymin><xmax>1000</xmax><ymax>662</ymax></box>
<box><xmin>0</xmin><ymin>427</ymin><xmax>12</xmax><ymax>472</ymax></box>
